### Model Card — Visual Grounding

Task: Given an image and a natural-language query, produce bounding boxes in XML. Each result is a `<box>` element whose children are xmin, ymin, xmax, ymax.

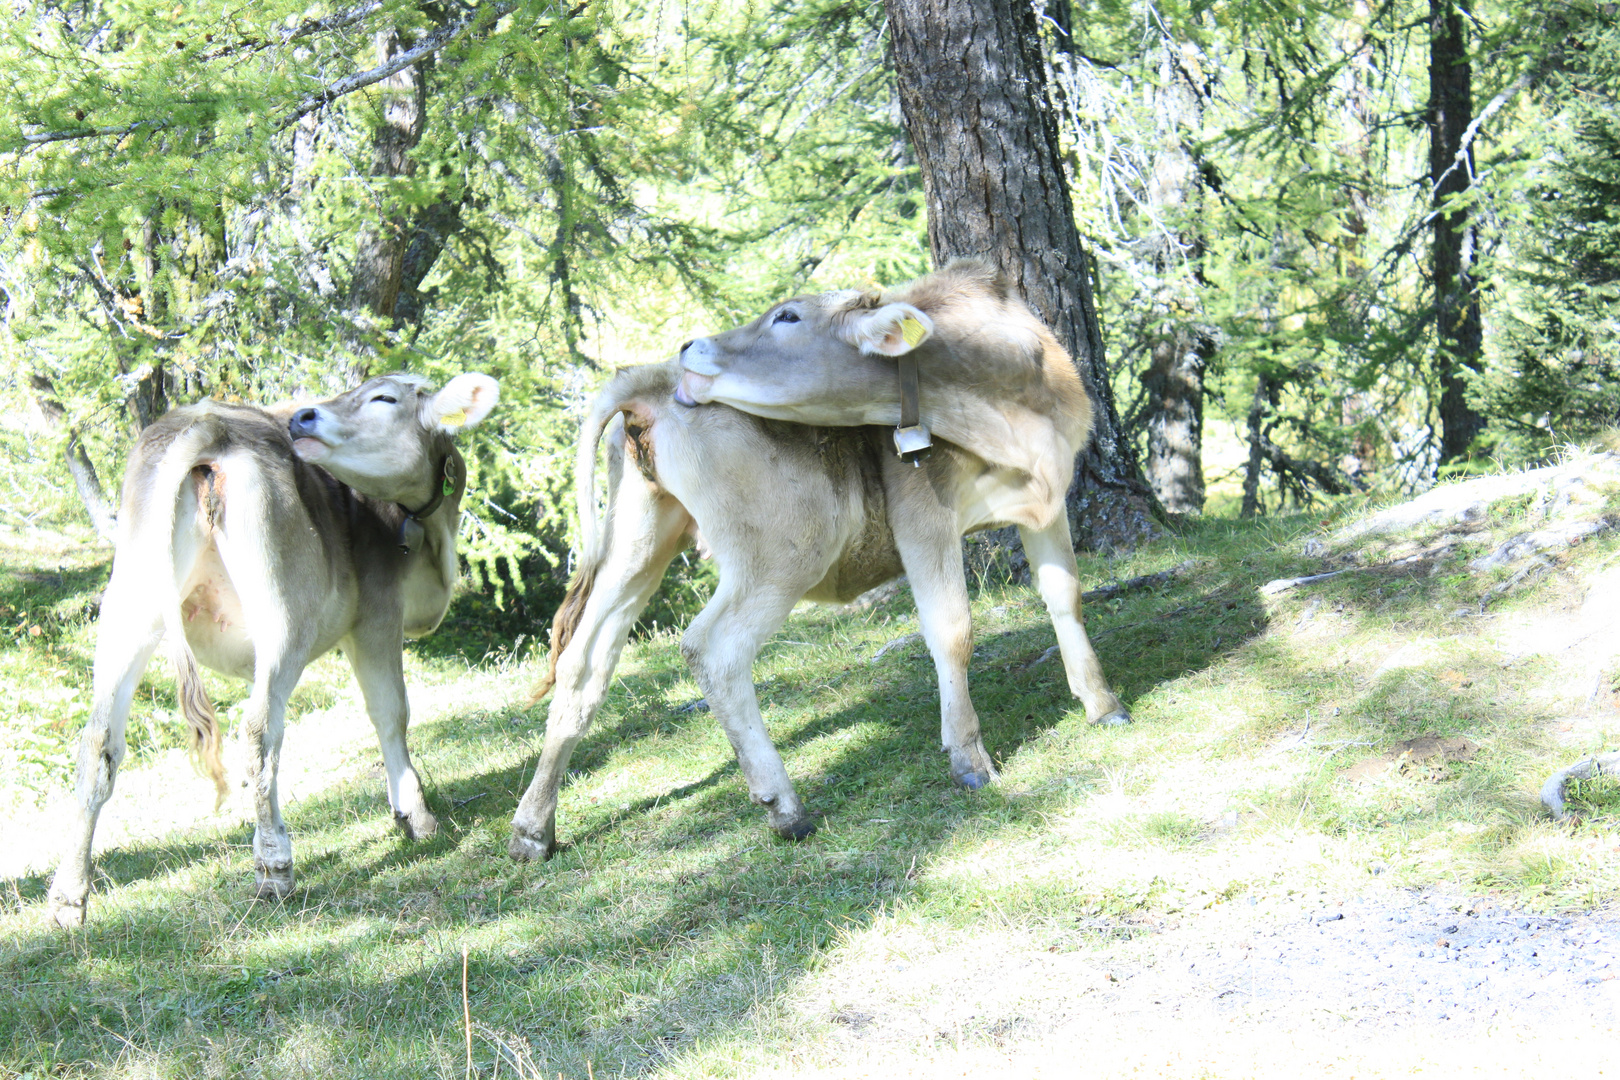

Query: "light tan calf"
<box><xmin>674</xmin><ymin>258</ymin><xmax>1091</xmax><ymax>531</ymax></box>
<box><xmin>509</xmin><ymin>312</ymin><xmax>1126</xmax><ymax>857</ymax></box>
<box><xmin>47</xmin><ymin>373</ymin><xmax>498</xmax><ymax>927</ymax></box>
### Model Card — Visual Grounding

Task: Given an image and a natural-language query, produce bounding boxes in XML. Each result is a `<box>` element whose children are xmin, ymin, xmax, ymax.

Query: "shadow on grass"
<box><xmin>0</xmin><ymin>517</ymin><xmax>1308</xmax><ymax>1076</ymax></box>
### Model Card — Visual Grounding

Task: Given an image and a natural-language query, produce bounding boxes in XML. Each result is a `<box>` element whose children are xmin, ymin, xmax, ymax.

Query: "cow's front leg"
<box><xmin>345</xmin><ymin>628</ymin><xmax>436</xmax><ymax>840</ymax></box>
<box><xmin>681</xmin><ymin>579</ymin><xmax>816</xmax><ymax>839</ymax></box>
<box><xmin>510</xmin><ymin>479</ymin><xmax>689</xmax><ymax>861</ymax></box>
<box><xmin>1019</xmin><ymin>518</ymin><xmax>1130</xmax><ymax>726</ymax></box>
<box><xmin>890</xmin><ymin>481</ymin><xmax>996</xmax><ymax>789</ymax></box>
<box><xmin>241</xmin><ymin>660</ymin><xmax>304</xmax><ymax>898</ymax></box>
<box><xmin>47</xmin><ymin>587</ymin><xmax>163</xmax><ymax>928</ymax></box>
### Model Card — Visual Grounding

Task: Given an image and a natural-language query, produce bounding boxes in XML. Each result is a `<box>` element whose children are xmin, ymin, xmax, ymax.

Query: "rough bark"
<box><xmin>1337</xmin><ymin>2</ymin><xmax>1381</xmax><ymax>481</ymax></box>
<box><xmin>394</xmin><ymin>192</ymin><xmax>468</xmax><ymax>325</ymax></box>
<box><xmin>128</xmin><ymin>360</ymin><xmax>169</xmax><ymax>431</ymax></box>
<box><xmin>885</xmin><ymin>0</ymin><xmax>1159</xmax><ymax>551</ymax></box>
<box><xmin>347</xmin><ymin>29</ymin><xmax>427</xmax><ymax>327</ymax></box>
<box><xmin>29</xmin><ymin>374</ymin><xmax>117</xmax><ymax>540</ymax></box>
<box><xmin>1241</xmin><ymin>373</ymin><xmax>1271</xmax><ymax>519</ymax></box>
<box><xmin>1429</xmin><ymin>0</ymin><xmax>1485</xmax><ymax>463</ymax></box>
<box><xmin>1143</xmin><ymin>326</ymin><xmax>1209</xmax><ymax>514</ymax></box>
<box><xmin>1138</xmin><ymin>38</ymin><xmax>1214</xmax><ymax>515</ymax></box>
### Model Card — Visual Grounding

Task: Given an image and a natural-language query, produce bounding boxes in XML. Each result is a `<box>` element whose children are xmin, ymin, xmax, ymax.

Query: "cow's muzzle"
<box><xmin>288</xmin><ymin>408</ymin><xmax>332</xmax><ymax>461</ymax></box>
<box><xmin>678</xmin><ymin>337</ymin><xmax>722</xmax><ymax>376</ymax></box>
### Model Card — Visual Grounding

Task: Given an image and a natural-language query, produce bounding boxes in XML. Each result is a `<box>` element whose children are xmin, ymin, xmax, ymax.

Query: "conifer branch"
<box><xmin>273</xmin><ymin>0</ymin><xmax>548</xmax><ymax>131</ymax></box>
<box><xmin>22</xmin><ymin>119</ymin><xmax>172</xmax><ymax>148</ymax></box>
<box><xmin>16</xmin><ymin>2</ymin><xmax>589</xmax><ymax>151</ymax></box>
<box><xmin>199</xmin><ymin>0</ymin><xmax>388</xmax><ymax>61</ymax></box>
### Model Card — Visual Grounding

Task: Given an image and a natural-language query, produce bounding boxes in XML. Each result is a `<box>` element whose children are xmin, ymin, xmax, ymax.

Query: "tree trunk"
<box><xmin>29</xmin><ymin>374</ymin><xmax>118</xmax><ymax>540</ymax></box>
<box><xmin>1138</xmin><ymin>37</ymin><xmax>1214</xmax><ymax>515</ymax></box>
<box><xmin>1429</xmin><ymin>0</ymin><xmax>1484</xmax><ymax>463</ymax></box>
<box><xmin>1241</xmin><ymin>372</ymin><xmax>1272</xmax><ymax>519</ymax></box>
<box><xmin>1143</xmin><ymin>327</ymin><xmax>1209</xmax><ymax>514</ymax></box>
<box><xmin>348</xmin><ymin>30</ymin><xmax>427</xmax><ymax>332</ymax></box>
<box><xmin>128</xmin><ymin>360</ymin><xmax>169</xmax><ymax>431</ymax></box>
<box><xmin>394</xmin><ymin>192</ymin><xmax>469</xmax><ymax>326</ymax></box>
<box><xmin>884</xmin><ymin>0</ymin><xmax>1159</xmax><ymax>551</ymax></box>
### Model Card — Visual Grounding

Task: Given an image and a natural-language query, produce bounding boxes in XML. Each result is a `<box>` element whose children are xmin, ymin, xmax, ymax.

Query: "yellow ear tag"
<box><xmin>440</xmin><ymin>408</ymin><xmax>467</xmax><ymax>428</ymax></box>
<box><xmin>900</xmin><ymin>316</ymin><xmax>927</xmax><ymax>348</ymax></box>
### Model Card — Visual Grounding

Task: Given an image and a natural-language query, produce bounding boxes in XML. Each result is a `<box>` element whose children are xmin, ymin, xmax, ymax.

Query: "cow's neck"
<box><xmin>396</xmin><ymin>453</ymin><xmax>463</xmax><ymax>637</ymax></box>
<box><xmin>395</xmin><ymin>455</ymin><xmax>453</xmax><ymax>556</ymax></box>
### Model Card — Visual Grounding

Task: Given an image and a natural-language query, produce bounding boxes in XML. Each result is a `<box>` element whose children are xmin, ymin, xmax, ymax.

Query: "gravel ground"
<box><xmin>789</xmin><ymin>891</ymin><xmax>1620</xmax><ymax>1077</ymax></box>
<box><xmin>1105</xmin><ymin>892</ymin><xmax>1620</xmax><ymax>1031</ymax></box>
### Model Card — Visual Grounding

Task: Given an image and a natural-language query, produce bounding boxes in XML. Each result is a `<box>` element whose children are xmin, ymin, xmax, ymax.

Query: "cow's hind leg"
<box><xmin>510</xmin><ymin>482</ymin><xmax>690</xmax><ymax>861</ymax></box>
<box><xmin>46</xmin><ymin>572</ymin><xmax>164</xmax><ymax>928</ymax></box>
<box><xmin>239</xmin><ymin>656</ymin><xmax>306</xmax><ymax>898</ymax></box>
<box><xmin>680</xmin><ymin>576</ymin><xmax>818</xmax><ymax>840</ymax></box>
<box><xmin>345</xmin><ymin>628</ymin><xmax>436</xmax><ymax>840</ymax></box>
<box><xmin>892</xmin><ymin>499</ymin><xmax>997</xmax><ymax>790</ymax></box>
<box><xmin>1020</xmin><ymin>517</ymin><xmax>1130</xmax><ymax>726</ymax></box>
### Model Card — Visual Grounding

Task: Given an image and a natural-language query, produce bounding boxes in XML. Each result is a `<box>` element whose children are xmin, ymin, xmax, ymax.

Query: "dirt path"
<box><xmin>788</xmin><ymin>892</ymin><xmax>1620</xmax><ymax>1077</ymax></box>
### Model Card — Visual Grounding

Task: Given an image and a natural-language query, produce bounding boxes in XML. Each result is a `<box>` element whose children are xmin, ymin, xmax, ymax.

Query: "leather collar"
<box><xmin>397</xmin><ymin>455</ymin><xmax>454</xmax><ymax>555</ymax></box>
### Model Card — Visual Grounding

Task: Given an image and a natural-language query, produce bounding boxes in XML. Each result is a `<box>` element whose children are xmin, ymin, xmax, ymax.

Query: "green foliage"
<box><xmin>1565</xmin><ymin>774</ymin><xmax>1620</xmax><ymax>818</ymax></box>
<box><xmin>1474</xmin><ymin>7</ymin><xmax>1620</xmax><ymax>460</ymax></box>
<box><xmin>0</xmin><ymin>0</ymin><xmax>923</xmax><ymax>625</ymax></box>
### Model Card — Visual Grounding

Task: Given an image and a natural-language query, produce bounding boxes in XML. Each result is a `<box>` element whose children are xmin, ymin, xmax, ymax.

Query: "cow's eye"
<box><xmin>371</xmin><ymin>394</ymin><xmax>397</xmax><ymax>405</ymax></box>
<box><xmin>772</xmin><ymin>309</ymin><xmax>800</xmax><ymax>325</ymax></box>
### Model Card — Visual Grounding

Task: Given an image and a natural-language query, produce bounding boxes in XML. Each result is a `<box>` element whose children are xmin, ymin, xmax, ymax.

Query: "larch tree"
<box><xmin>1428</xmin><ymin>0</ymin><xmax>1485</xmax><ymax>463</ymax></box>
<box><xmin>346</xmin><ymin>28</ymin><xmax>428</xmax><ymax>331</ymax></box>
<box><xmin>883</xmin><ymin>0</ymin><xmax>1159</xmax><ymax>550</ymax></box>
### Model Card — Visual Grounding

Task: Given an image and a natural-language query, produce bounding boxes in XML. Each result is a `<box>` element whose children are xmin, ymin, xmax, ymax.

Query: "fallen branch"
<box><xmin>1540</xmin><ymin>751</ymin><xmax>1620</xmax><ymax>820</ymax></box>
<box><xmin>1478</xmin><ymin>556</ymin><xmax>1551</xmax><ymax>615</ymax></box>
<box><xmin>1082</xmin><ymin>560</ymin><xmax>1195</xmax><ymax>603</ymax></box>
<box><xmin>1259</xmin><ymin>570</ymin><xmax>1352</xmax><ymax>596</ymax></box>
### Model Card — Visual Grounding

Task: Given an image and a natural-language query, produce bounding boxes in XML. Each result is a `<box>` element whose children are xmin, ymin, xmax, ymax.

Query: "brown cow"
<box><xmin>509</xmin><ymin>262</ymin><xmax>1125</xmax><ymax>859</ymax></box>
<box><xmin>48</xmin><ymin>372</ymin><xmax>498</xmax><ymax>927</ymax></box>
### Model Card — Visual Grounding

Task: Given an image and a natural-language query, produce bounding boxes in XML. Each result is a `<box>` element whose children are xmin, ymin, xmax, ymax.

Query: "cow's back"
<box><xmin>123</xmin><ymin>400</ymin><xmax>405</xmax><ymax>672</ymax></box>
<box><xmin>620</xmin><ymin>371</ymin><xmax>903</xmax><ymax>605</ymax></box>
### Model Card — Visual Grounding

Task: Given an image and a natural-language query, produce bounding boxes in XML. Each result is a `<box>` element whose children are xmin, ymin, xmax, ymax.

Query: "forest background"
<box><xmin>3</xmin><ymin>0</ymin><xmax>1618</xmax><ymax>636</ymax></box>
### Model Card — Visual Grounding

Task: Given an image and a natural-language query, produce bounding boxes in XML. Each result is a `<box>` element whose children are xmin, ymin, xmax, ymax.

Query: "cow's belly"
<box><xmin>802</xmin><ymin>537</ymin><xmax>904</xmax><ymax>604</ymax></box>
<box><xmin>179</xmin><ymin>544</ymin><xmax>255</xmax><ymax>679</ymax></box>
<box><xmin>802</xmin><ymin>448</ymin><xmax>905</xmax><ymax>604</ymax></box>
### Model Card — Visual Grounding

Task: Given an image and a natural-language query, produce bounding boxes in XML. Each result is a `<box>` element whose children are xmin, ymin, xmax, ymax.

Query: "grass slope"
<box><xmin>1</xmin><ymin>453</ymin><xmax>1618</xmax><ymax>1078</ymax></box>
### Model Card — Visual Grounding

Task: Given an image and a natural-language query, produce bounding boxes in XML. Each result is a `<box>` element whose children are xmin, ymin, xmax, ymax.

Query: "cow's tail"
<box><xmin>134</xmin><ymin>422</ymin><xmax>230</xmax><ymax>809</ymax></box>
<box><xmin>529</xmin><ymin>385</ymin><xmax>627</xmax><ymax>705</ymax></box>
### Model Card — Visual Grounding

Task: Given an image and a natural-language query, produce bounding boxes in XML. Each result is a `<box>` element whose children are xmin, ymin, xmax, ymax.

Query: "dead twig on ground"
<box><xmin>1541</xmin><ymin>751</ymin><xmax>1620</xmax><ymax>821</ymax></box>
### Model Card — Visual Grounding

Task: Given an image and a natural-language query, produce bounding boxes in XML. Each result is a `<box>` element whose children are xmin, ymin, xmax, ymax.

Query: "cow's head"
<box><xmin>673</xmin><ymin>290</ymin><xmax>936</xmax><ymax>427</ymax></box>
<box><xmin>288</xmin><ymin>373</ymin><xmax>499</xmax><ymax>506</ymax></box>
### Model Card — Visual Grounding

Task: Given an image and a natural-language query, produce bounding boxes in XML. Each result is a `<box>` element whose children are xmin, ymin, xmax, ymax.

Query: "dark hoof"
<box><xmin>771</xmin><ymin>816</ymin><xmax>818</xmax><ymax>842</ymax></box>
<box><xmin>508</xmin><ymin>831</ymin><xmax>558</xmax><ymax>862</ymax></box>
<box><xmin>1093</xmin><ymin>709</ymin><xmax>1133</xmax><ymax>728</ymax></box>
<box><xmin>954</xmin><ymin>769</ymin><xmax>993</xmax><ymax>791</ymax></box>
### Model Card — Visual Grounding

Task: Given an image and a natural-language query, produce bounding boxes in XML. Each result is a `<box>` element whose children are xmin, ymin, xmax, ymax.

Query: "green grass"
<box><xmin>2</xmin><ymin>457</ymin><xmax>1619</xmax><ymax>1077</ymax></box>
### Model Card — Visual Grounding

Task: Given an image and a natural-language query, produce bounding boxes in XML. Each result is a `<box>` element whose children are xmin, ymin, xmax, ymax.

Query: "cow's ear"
<box><xmin>840</xmin><ymin>303</ymin><xmax>933</xmax><ymax>356</ymax></box>
<box><xmin>427</xmin><ymin>373</ymin><xmax>500</xmax><ymax>432</ymax></box>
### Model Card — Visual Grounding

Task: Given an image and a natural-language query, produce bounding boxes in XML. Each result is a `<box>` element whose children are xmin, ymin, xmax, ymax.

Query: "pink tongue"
<box><xmin>676</xmin><ymin>370</ymin><xmax>714</xmax><ymax>405</ymax></box>
<box><xmin>292</xmin><ymin>437</ymin><xmax>327</xmax><ymax>461</ymax></box>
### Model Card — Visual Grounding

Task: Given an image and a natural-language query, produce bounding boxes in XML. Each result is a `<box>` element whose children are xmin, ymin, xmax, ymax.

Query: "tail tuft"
<box><xmin>528</xmin><ymin>559</ymin><xmax>598</xmax><ymax>705</ymax></box>
<box><xmin>174</xmin><ymin>646</ymin><xmax>228</xmax><ymax>809</ymax></box>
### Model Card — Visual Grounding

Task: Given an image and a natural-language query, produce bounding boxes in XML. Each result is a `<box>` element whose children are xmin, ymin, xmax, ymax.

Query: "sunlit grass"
<box><xmin>2</xmin><ymin>456</ymin><xmax>1619</xmax><ymax>1076</ymax></box>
